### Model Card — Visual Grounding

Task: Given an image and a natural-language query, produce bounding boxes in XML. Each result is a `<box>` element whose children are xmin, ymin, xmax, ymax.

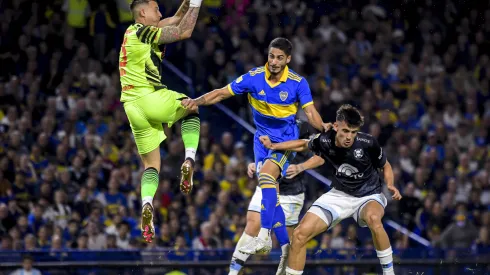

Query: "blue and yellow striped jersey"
<box><xmin>227</xmin><ymin>63</ymin><xmax>313</xmax><ymax>142</ymax></box>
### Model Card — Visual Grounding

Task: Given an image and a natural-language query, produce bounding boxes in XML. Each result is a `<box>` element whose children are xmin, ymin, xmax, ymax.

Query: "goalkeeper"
<box><xmin>119</xmin><ymin>0</ymin><xmax>201</xmax><ymax>243</ymax></box>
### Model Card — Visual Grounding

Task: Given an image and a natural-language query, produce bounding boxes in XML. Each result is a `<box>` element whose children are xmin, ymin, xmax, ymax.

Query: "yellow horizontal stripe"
<box><xmin>259</xmin><ymin>184</ymin><xmax>276</xmax><ymax>189</ymax></box>
<box><xmin>259</xmin><ymin>181</ymin><xmax>276</xmax><ymax>186</ymax></box>
<box><xmin>258</xmin><ymin>174</ymin><xmax>275</xmax><ymax>180</ymax></box>
<box><xmin>258</xmin><ymin>179</ymin><xmax>276</xmax><ymax>184</ymax></box>
<box><xmin>248</xmin><ymin>94</ymin><xmax>298</xmax><ymax>118</ymax></box>
<box><xmin>302</xmin><ymin>101</ymin><xmax>314</xmax><ymax>108</ymax></box>
<box><xmin>227</xmin><ymin>84</ymin><xmax>235</xmax><ymax>95</ymax></box>
<box><xmin>259</xmin><ymin>172</ymin><xmax>275</xmax><ymax>179</ymax></box>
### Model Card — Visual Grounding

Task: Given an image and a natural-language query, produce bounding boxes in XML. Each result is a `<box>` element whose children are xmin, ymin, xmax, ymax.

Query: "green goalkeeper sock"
<box><xmin>141</xmin><ymin>167</ymin><xmax>159</xmax><ymax>208</ymax></box>
<box><xmin>181</xmin><ymin>113</ymin><xmax>200</xmax><ymax>161</ymax></box>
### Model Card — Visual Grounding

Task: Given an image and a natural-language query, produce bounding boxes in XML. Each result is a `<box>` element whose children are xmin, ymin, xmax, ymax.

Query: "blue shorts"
<box><xmin>253</xmin><ymin>135</ymin><xmax>296</xmax><ymax>178</ymax></box>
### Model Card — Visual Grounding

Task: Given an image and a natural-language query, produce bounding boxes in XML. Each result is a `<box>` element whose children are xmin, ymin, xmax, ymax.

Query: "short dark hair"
<box><xmin>22</xmin><ymin>254</ymin><xmax>33</xmax><ymax>262</ymax></box>
<box><xmin>336</xmin><ymin>104</ymin><xmax>364</xmax><ymax>128</ymax></box>
<box><xmin>269</xmin><ymin>37</ymin><xmax>293</xmax><ymax>56</ymax></box>
<box><xmin>130</xmin><ymin>0</ymin><xmax>155</xmax><ymax>11</ymax></box>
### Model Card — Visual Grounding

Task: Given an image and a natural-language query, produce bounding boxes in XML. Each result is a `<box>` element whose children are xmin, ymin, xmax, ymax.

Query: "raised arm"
<box><xmin>158</xmin><ymin>0</ymin><xmax>201</xmax><ymax>44</ymax></box>
<box><xmin>158</xmin><ymin>0</ymin><xmax>190</xmax><ymax>27</ymax></box>
<box><xmin>182</xmin><ymin>72</ymin><xmax>254</xmax><ymax>109</ymax></box>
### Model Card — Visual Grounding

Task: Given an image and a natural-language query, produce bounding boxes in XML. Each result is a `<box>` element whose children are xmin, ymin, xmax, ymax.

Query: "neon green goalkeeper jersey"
<box><xmin>119</xmin><ymin>23</ymin><xmax>167</xmax><ymax>102</ymax></box>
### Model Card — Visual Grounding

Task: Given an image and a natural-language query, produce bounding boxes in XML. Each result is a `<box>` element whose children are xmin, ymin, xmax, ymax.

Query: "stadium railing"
<box><xmin>0</xmin><ymin>248</ymin><xmax>488</xmax><ymax>275</ymax></box>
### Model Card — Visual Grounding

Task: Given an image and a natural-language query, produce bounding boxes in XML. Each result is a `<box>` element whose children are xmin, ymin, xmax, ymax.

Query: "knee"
<box><xmin>291</xmin><ymin>227</ymin><xmax>311</xmax><ymax>248</ymax></box>
<box><xmin>365</xmin><ymin>212</ymin><xmax>383</xmax><ymax>229</ymax></box>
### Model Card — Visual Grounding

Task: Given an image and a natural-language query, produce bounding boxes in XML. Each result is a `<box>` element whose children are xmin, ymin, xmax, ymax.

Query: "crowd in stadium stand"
<box><xmin>0</xmin><ymin>0</ymin><xmax>489</xmax><ymax>256</ymax></box>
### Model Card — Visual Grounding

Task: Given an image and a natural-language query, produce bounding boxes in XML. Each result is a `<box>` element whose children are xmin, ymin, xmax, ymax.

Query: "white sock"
<box><xmin>376</xmin><ymin>247</ymin><xmax>395</xmax><ymax>275</ymax></box>
<box><xmin>285</xmin><ymin>267</ymin><xmax>303</xmax><ymax>275</ymax></box>
<box><xmin>185</xmin><ymin>148</ymin><xmax>196</xmax><ymax>161</ymax></box>
<box><xmin>281</xmin><ymin>243</ymin><xmax>290</xmax><ymax>255</ymax></box>
<box><xmin>142</xmin><ymin>196</ymin><xmax>153</xmax><ymax>208</ymax></box>
<box><xmin>258</xmin><ymin>227</ymin><xmax>270</xmax><ymax>240</ymax></box>
<box><xmin>229</xmin><ymin>233</ymin><xmax>254</xmax><ymax>275</ymax></box>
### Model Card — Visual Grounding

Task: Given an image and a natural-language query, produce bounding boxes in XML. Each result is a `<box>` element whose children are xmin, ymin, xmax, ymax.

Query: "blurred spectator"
<box><xmin>116</xmin><ymin>221</ymin><xmax>131</xmax><ymax>249</ymax></box>
<box><xmin>434</xmin><ymin>207</ymin><xmax>479</xmax><ymax>249</ymax></box>
<box><xmin>192</xmin><ymin>221</ymin><xmax>221</xmax><ymax>250</ymax></box>
<box><xmin>86</xmin><ymin>221</ymin><xmax>106</xmax><ymax>250</ymax></box>
<box><xmin>9</xmin><ymin>255</ymin><xmax>41</xmax><ymax>275</ymax></box>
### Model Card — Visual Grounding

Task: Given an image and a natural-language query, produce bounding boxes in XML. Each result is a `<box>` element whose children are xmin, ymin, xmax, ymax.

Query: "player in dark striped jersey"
<box><xmin>260</xmin><ymin>104</ymin><xmax>402</xmax><ymax>275</ymax></box>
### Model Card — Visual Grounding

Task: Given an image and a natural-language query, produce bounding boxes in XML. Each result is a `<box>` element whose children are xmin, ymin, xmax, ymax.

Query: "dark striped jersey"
<box><xmin>308</xmin><ymin>130</ymin><xmax>387</xmax><ymax>197</ymax></box>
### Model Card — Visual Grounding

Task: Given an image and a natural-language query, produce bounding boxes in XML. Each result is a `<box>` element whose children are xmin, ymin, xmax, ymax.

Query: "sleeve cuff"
<box><xmin>302</xmin><ymin>101</ymin><xmax>314</xmax><ymax>108</ymax></box>
<box><xmin>227</xmin><ymin>84</ymin><xmax>235</xmax><ymax>95</ymax></box>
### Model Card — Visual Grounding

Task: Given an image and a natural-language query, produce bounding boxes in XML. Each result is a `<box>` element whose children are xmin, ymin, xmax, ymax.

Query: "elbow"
<box><xmin>180</xmin><ymin>28</ymin><xmax>193</xmax><ymax>40</ymax></box>
<box><xmin>181</xmin><ymin>32</ymin><xmax>192</xmax><ymax>40</ymax></box>
<box><xmin>176</xmin><ymin>32</ymin><xmax>190</xmax><ymax>40</ymax></box>
<box><xmin>314</xmin><ymin>156</ymin><xmax>325</xmax><ymax>166</ymax></box>
<box><xmin>318</xmin><ymin>158</ymin><xmax>325</xmax><ymax>166</ymax></box>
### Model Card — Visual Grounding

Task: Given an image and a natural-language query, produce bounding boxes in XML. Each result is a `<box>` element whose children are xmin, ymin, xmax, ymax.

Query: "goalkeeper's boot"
<box><xmin>141</xmin><ymin>203</ymin><xmax>155</xmax><ymax>243</ymax></box>
<box><xmin>180</xmin><ymin>158</ymin><xmax>194</xmax><ymax>194</ymax></box>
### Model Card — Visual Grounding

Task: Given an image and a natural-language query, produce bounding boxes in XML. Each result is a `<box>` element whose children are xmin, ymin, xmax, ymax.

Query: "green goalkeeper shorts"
<box><xmin>123</xmin><ymin>88</ymin><xmax>188</xmax><ymax>155</ymax></box>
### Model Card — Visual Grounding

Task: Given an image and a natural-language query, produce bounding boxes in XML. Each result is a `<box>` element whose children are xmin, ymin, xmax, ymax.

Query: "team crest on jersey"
<box><xmin>279</xmin><ymin>91</ymin><xmax>288</xmax><ymax>101</ymax></box>
<box><xmin>236</xmin><ymin>75</ymin><xmax>243</xmax><ymax>83</ymax></box>
<box><xmin>354</xmin><ymin>148</ymin><xmax>363</xmax><ymax>158</ymax></box>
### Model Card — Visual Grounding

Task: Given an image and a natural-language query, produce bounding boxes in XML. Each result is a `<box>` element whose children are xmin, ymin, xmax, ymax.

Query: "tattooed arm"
<box><xmin>157</xmin><ymin>0</ymin><xmax>190</xmax><ymax>27</ymax></box>
<box><xmin>158</xmin><ymin>6</ymin><xmax>200</xmax><ymax>44</ymax></box>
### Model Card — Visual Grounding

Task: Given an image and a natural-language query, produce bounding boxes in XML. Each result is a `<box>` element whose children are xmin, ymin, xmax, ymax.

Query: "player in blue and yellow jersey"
<box><xmin>183</xmin><ymin>38</ymin><xmax>327</xmax><ymax>275</ymax></box>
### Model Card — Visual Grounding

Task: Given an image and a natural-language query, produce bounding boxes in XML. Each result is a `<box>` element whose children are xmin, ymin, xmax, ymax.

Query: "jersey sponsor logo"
<box><xmin>279</xmin><ymin>91</ymin><xmax>288</xmax><ymax>101</ymax></box>
<box><xmin>337</xmin><ymin>163</ymin><xmax>364</xmax><ymax>179</ymax></box>
<box><xmin>354</xmin><ymin>148</ymin><xmax>363</xmax><ymax>158</ymax></box>
<box><xmin>236</xmin><ymin>75</ymin><xmax>243</xmax><ymax>83</ymax></box>
<box><xmin>321</xmin><ymin>137</ymin><xmax>330</xmax><ymax>144</ymax></box>
<box><xmin>357</xmin><ymin>137</ymin><xmax>370</xmax><ymax>143</ymax></box>
<box><xmin>258</xmin><ymin>90</ymin><xmax>265</xmax><ymax>95</ymax></box>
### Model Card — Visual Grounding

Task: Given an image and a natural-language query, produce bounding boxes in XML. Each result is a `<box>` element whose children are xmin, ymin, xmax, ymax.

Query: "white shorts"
<box><xmin>248</xmin><ymin>186</ymin><xmax>305</xmax><ymax>226</ymax></box>
<box><xmin>308</xmin><ymin>188</ymin><xmax>387</xmax><ymax>228</ymax></box>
